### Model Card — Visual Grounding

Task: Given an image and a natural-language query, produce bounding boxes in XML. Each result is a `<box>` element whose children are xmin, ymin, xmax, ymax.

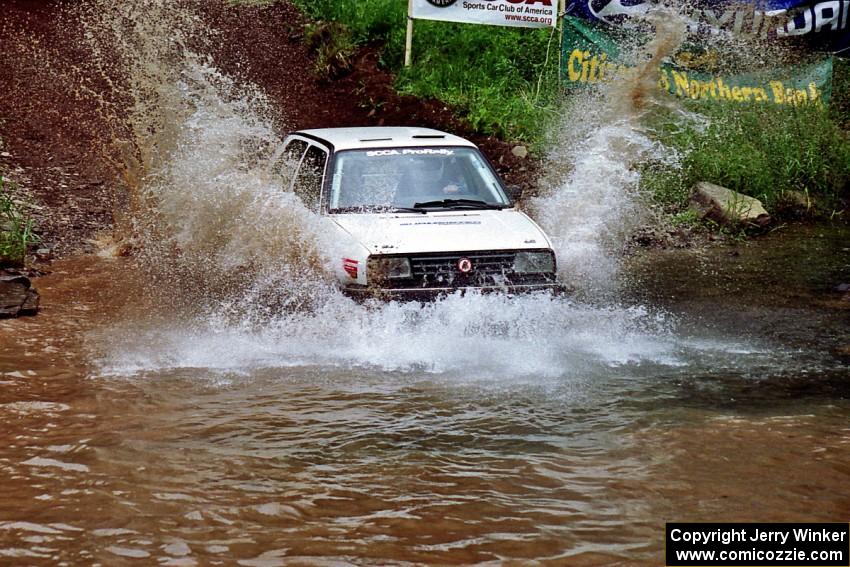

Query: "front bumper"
<box><xmin>343</xmin><ymin>282</ymin><xmax>566</xmax><ymax>301</ymax></box>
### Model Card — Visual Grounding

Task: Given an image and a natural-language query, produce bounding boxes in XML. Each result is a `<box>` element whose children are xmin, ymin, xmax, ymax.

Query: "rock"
<box><xmin>20</xmin><ymin>288</ymin><xmax>39</xmax><ymax>315</ymax></box>
<box><xmin>0</xmin><ymin>275</ymin><xmax>30</xmax><ymax>317</ymax></box>
<box><xmin>689</xmin><ymin>182</ymin><xmax>771</xmax><ymax>227</ymax></box>
<box><xmin>163</xmin><ymin>541</ymin><xmax>192</xmax><ymax>557</ymax></box>
<box><xmin>0</xmin><ymin>271</ymin><xmax>40</xmax><ymax>318</ymax></box>
<box><xmin>35</xmin><ymin>247</ymin><xmax>53</xmax><ymax>261</ymax></box>
<box><xmin>835</xmin><ymin>283</ymin><xmax>850</xmax><ymax>293</ymax></box>
<box><xmin>511</xmin><ymin>145</ymin><xmax>528</xmax><ymax>159</ymax></box>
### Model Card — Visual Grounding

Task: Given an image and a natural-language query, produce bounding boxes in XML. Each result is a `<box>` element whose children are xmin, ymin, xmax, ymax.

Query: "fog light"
<box><xmin>513</xmin><ymin>251</ymin><xmax>555</xmax><ymax>274</ymax></box>
<box><xmin>371</xmin><ymin>257</ymin><xmax>412</xmax><ymax>279</ymax></box>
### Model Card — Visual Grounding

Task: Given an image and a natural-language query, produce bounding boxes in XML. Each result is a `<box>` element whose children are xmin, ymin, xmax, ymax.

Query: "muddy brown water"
<box><xmin>0</xmin><ymin>225</ymin><xmax>848</xmax><ymax>566</ymax></box>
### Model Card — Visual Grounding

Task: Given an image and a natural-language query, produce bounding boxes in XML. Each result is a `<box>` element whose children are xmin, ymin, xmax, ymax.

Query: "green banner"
<box><xmin>561</xmin><ymin>15</ymin><xmax>834</xmax><ymax>105</ymax></box>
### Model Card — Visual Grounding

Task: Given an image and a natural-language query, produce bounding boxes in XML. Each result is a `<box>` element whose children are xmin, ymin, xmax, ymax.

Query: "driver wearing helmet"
<box><xmin>394</xmin><ymin>155</ymin><xmax>467</xmax><ymax>205</ymax></box>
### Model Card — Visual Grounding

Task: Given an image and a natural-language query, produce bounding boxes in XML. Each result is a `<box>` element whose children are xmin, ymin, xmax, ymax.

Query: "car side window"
<box><xmin>292</xmin><ymin>144</ymin><xmax>327</xmax><ymax>213</ymax></box>
<box><xmin>274</xmin><ymin>139</ymin><xmax>308</xmax><ymax>190</ymax></box>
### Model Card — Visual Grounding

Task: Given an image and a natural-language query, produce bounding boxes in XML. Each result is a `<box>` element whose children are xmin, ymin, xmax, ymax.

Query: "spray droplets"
<box><xmin>530</xmin><ymin>6</ymin><xmax>689</xmax><ymax>299</ymax></box>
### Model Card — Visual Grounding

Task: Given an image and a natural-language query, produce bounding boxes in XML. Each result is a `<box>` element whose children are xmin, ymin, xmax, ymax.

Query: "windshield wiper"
<box><xmin>413</xmin><ymin>198</ymin><xmax>505</xmax><ymax>210</ymax></box>
<box><xmin>391</xmin><ymin>207</ymin><xmax>428</xmax><ymax>214</ymax></box>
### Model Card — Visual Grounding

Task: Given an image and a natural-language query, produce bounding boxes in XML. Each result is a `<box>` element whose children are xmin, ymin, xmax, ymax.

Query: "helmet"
<box><xmin>414</xmin><ymin>156</ymin><xmax>445</xmax><ymax>186</ymax></box>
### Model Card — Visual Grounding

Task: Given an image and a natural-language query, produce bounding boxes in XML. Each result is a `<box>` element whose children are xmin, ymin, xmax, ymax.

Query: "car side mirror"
<box><xmin>506</xmin><ymin>185</ymin><xmax>523</xmax><ymax>203</ymax></box>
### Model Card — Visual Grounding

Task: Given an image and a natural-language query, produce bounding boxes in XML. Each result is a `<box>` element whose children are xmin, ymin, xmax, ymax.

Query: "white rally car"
<box><xmin>281</xmin><ymin>126</ymin><xmax>560</xmax><ymax>299</ymax></box>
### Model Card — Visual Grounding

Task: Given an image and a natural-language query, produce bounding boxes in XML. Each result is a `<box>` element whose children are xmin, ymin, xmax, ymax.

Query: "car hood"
<box><xmin>330</xmin><ymin>209</ymin><xmax>551</xmax><ymax>255</ymax></box>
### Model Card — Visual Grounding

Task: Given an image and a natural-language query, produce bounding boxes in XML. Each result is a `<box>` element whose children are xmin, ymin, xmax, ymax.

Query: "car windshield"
<box><xmin>328</xmin><ymin>147</ymin><xmax>510</xmax><ymax>211</ymax></box>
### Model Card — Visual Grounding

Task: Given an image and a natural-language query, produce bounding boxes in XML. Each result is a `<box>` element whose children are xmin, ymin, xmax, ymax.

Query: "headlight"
<box><xmin>370</xmin><ymin>257</ymin><xmax>412</xmax><ymax>279</ymax></box>
<box><xmin>513</xmin><ymin>251</ymin><xmax>555</xmax><ymax>274</ymax></box>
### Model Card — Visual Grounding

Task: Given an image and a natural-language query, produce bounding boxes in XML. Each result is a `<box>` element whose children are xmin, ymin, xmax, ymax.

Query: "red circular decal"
<box><xmin>457</xmin><ymin>258</ymin><xmax>473</xmax><ymax>273</ymax></box>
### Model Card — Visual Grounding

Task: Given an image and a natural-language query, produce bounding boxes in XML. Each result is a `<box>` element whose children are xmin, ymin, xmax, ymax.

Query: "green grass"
<box><xmin>290</xmin><ymin>0</ymin><xmax>402</xmax><ymax>43</ymax></box>
<box><xmin>392</xmin><ymin>22</ymin><xmax>561</xmax><ymax>144</ymax></box>
<box><xmin>641</xmin><ymin>101</ymin><xmax>850</xmax><ymax>217</ymax></box>
<box><xmin>0</xmin><ymin>176</ymin><xmax>38</xmax><ymax>267</ymax></box>
<box><xmin>831</xmin><ymin>57</ymin><xmax>850</xmax><ymax>131</ymax></box>
<box><xmin>288</xmin><ymin>0</ymin><xmax>561</xmax><ymax>147</ymax></box>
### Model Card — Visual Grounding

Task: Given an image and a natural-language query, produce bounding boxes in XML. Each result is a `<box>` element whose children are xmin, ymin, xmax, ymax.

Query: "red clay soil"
<box><xmin>0</xmin><ymin>0</ymin><xmax>122</xmax><ymax>258</ymax></box>
<box><xmin>0</xmin><ymin>0</ymin><xmax>538</xmax><ymax>260</ymax></box>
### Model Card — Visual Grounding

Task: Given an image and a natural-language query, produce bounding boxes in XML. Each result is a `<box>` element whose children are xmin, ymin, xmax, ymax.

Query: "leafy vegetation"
<box><xmin>0</xmin><ymin>176</ymin><xmax>38</xmax><ymax>267</ymax></box>
<box><xmin>288</xmin><ymin>0</ymin><xmax>561</xmax><ymax>146</ymax></box>
<box><xmin>641</xmin><ymin>100</ymin><xmax>850</xmax><ymax>216</ymax></box>
<box><xmin>831</xmin><ymin>57</ymin><xmax>850</xmax><ymax>130</ymax></box>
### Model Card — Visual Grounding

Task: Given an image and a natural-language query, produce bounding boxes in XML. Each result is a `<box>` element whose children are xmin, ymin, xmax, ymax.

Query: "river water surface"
<box><xmin>1</xmin><ymin>226</ymin><xmax>848</xmax><ymax>566</ymax></box>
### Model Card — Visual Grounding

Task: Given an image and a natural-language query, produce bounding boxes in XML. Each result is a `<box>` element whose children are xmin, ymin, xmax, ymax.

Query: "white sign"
<box><xmin>410</xmin><ymin>0</ymin><xmax>557</xmax><ymax>29</ymax></box>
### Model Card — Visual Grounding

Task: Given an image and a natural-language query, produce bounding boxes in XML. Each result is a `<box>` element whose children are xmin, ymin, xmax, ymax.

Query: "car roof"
<box><xmin>293</xmin><ymin>127</ymin><xmax>477</xmax><ymax>152</ymax></box>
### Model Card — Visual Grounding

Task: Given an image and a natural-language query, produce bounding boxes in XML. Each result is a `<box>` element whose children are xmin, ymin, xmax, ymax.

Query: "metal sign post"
<box><xmin>558</xmin><ymin>0</ymin><xmax>566</xmax><ymax>82</ymax></box>
<box><xmin>405</xmin><ymin>0</ymin><xmax>414</xmax><ymax>67</ymax></box>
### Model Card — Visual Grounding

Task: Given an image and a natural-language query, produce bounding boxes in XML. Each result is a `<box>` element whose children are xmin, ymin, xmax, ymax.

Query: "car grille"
<box><xmin>410</xmin><ymin>251</ymin><xmax>515</xmax><ymax>279</ymax></box>
<box><xmin>373</xmin><ymin>249</ymin><xmax>555</xmax><ymax>289</ymax></box>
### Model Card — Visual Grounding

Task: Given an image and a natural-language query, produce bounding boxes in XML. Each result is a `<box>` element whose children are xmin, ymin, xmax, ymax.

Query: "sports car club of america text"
<box><xmin>461</xmin><ymin>0</ymin><xmax>553</xmax><ymax>13</ymax></box>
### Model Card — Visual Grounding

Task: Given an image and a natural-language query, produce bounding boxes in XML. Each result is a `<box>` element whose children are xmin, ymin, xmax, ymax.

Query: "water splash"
<box><xmin>530</xmin><ymin>7</ymin><xmax>688</xmax><ymax>297</ymax></box>
<box><xmin>74</xmin><ymin>0</ymin><xmax>342</xmax><ymax>318</ymax></box>
<box><xmin>98</xmin><ymin>291</ymin><xmax>688</xmax><ymax>379</ymax></box>
<box><xmin>126</xmin><ymin>58</ymin><xmax>342</xmax><ymax>316</ymax></box>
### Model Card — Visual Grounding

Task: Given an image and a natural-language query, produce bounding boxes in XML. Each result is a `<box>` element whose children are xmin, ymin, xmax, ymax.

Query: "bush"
<box><xmin>642</xmin><ymin>100</ymin><xmax>850</xmax><ymax>215</ymax></box>
<box><xmin>0</xmin><ymin>176</ymin><xmax>38</xmax><ymax>267</ymax></box>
